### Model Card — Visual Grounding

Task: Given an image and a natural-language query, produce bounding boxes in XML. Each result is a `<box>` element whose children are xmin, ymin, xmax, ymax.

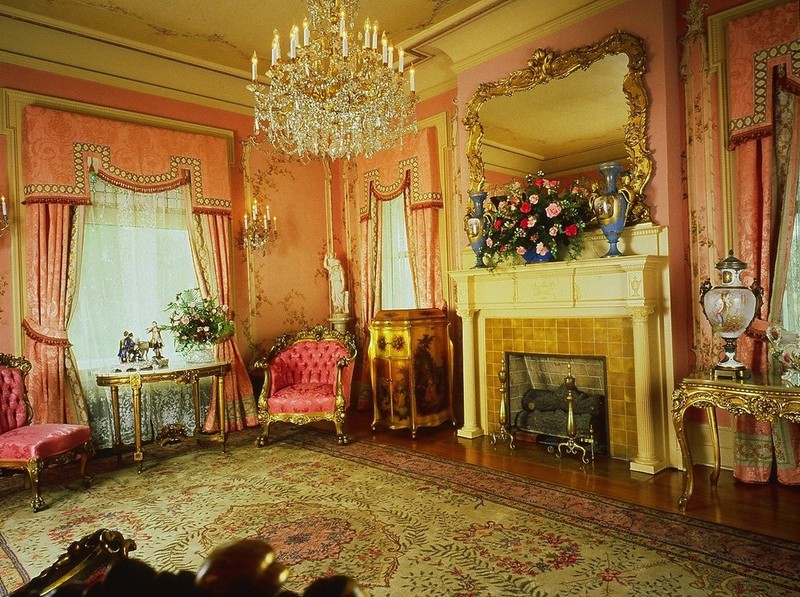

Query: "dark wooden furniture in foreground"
<box><xmin>95</xmin><ymin>361</ymin><xmax>231</xmax><ymax>472</ymax></box>
<box><xmin>672</xmin><ymin>372</ymin><xmax>800</xmax><ymax>512</ymax></box>
<box><xmin>0</xmin><ymin>353</ymin><xmax>92</xmax><ymax>512</ymax></box>
<box><xmin>11</xmin><ymin>530</ymin><xmax>361</xmax><ymax>597</ymax></box>
<box><xmin>10</xmin><ymin>528</ymin><xmax>136</xmax><ymax>596</ymax></box>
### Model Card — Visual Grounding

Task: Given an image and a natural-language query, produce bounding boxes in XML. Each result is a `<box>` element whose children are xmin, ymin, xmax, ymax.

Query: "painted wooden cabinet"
<box><xmin>368</xmin><ymin>308</ymin><xmax>455</xmax><ymax>438</ymax></box>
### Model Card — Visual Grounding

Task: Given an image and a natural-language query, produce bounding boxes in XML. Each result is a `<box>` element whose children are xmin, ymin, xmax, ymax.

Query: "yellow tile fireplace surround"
<box><xmin>450</xmin><ymin>225</ymin><xmax>677</xmax><ymax>474</ymax></box>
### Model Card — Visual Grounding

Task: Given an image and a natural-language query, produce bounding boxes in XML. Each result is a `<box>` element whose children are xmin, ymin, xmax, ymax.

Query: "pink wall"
<box><xmin>0</xmin><ymin>0</ymin><xmax>704</xmax><ymax>387</ymax></box>
<box><xmin>454</xmin><ymin>0</ymin><xmax>690</xmax><ymax>379</ymax></box>
<box><xmin>0</xmin><ymin>62</ymin><xmax>333</xmax><ymax>365</ymax></box>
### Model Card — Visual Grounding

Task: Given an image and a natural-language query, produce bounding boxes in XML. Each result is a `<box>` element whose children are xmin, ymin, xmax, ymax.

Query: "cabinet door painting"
<box><xmin>369</xmin><ymin>309</ymin><xmax>455</xmax><ymax>438</ymax></box>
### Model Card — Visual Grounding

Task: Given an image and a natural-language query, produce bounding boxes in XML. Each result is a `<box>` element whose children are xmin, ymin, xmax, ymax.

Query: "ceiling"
<box><xmin>0</xmin><ymin>0</ymin><xmax>629</xmax><ymax>173</ymax></box>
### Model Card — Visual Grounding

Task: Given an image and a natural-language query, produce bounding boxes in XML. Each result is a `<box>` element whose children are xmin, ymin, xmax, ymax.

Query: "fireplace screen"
<box><xmin>503</xmin><ymin>352</ymin><xmax>608</xmax><ymax>459</ymax></box>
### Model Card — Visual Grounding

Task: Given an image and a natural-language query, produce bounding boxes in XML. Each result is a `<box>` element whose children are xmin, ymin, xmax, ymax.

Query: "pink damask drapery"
<box><xmin>351</xmin><ymin>127</ymin><xmax>444</xmax><ymax>409</ymax></box>
<box><xmin>22</xmin><ymin>202</ymin><xmax>87</xmax><ymax>424</ymax></box>
<box><xmin>357</xmin><ymin>126</ymin><xmax>445</xmax><ymax>327</ymax></box>
<box><xmin>21</xmin><ymin>105</ymin><xmax>255</xmax><ymax>431</ymax></box>
<box><xmin>725</xmin><ymin>4</ymin><xmax>800</xmax><ymax>484</ymax></box>
<box><xmin>193</xmin><ymin>211</ymin><xmax>258</xmax><ymax>431</ymax></box>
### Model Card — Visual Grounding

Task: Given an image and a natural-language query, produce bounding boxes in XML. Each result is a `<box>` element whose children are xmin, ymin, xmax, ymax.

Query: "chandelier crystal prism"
<box><xmin>247</xmin><ymin>0</ymin><xmax>417</xmax><ymax>160</ymax></box>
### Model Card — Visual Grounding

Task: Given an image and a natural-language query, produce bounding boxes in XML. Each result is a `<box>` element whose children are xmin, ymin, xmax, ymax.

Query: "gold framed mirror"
<box><xmin>463</xmin><ymin>31</ymin><xmax>652</xmax><ymax>224</ymax></box>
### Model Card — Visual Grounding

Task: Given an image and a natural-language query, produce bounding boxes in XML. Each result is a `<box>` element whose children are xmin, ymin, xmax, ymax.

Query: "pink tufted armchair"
<box><xmin>0</xmin><ymin>353</ymin><xmax>92</xmax><ymax>511</ymax></box>
<box><xmin>254</xmin><ymin>325</ymin><xmax>357</xmax><ymax>446</ymax></box>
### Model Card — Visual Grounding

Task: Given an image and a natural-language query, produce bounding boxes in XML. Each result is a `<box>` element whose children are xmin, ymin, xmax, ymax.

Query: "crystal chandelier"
<box><xmin>247</xmin><ymin>0</ymin><xmax>417</xmax><ymax>160</ymax></box>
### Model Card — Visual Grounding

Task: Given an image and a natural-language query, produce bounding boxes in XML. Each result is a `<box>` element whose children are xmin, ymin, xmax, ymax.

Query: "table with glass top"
<box><xmin>95</xmin><ymin>361</ymin><xmax>231</xmax><ymax>472</ymax></box>
<box><xmin>672</xmin><ymin>371</ymin><xmax>800</xmax><ymax>512</ymax></box>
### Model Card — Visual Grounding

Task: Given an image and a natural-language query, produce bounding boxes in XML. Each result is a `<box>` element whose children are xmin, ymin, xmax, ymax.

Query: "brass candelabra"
<box><xmin>240</xmin><ymin>199</ymin><xmax>278</xmax><ymax>252</ymax></box>
<box><xmin>0</xmin><ymin>195</ymin><xmax>8</xmax><ymax>237</ymax></box>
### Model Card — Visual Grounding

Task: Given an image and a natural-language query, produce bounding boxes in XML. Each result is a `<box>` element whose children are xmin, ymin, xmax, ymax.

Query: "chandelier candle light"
<box><xmin>0</xmin><ymin>195</ymin><xmax>8</xmax><ymax>237</ymax></box>
<box><xmin>247</xmin><ymin>0</ymin><xmax>417</xmax><ymax>160</ymax></box>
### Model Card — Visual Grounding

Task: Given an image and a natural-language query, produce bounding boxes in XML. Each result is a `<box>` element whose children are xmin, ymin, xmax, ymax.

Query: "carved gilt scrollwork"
<box><xmin>464</xmin><ymin>31</ymin><xmax>652</xmax><ymax>225</ymax></box>
<box><xmin>674</xmin><ymin>385</ymin><xmax>800</xmax><ymax>423</ymax></box>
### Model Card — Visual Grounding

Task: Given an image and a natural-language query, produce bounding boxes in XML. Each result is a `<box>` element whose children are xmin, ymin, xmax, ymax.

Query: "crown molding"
<box><xmin>446</xmin><ymin>0</ymin><xmax>628</xmax><ymax>74</ymax></box>
<box><xmin>0</xmin><ymin>9</ymin><xmax>253</xmax><ymax>114</ymax></box>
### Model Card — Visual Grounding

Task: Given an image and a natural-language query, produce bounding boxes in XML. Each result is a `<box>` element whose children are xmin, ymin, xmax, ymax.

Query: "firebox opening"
<box><xmin>505</xmin><ymin>352</ymin><xmax>609</xmax><ymax>457</ymax></box>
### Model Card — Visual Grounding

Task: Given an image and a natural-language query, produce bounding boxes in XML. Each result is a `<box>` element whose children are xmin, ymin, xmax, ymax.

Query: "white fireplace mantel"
<box><xmin>449</xmin><ymin>225</ymin><xmax>677</xmax><ymax>473</ymax></box>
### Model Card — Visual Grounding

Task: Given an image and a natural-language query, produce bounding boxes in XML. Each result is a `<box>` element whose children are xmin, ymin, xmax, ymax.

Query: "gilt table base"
<box><xmin>672</xmin><ymin>372</ymin><xmax>800</xmax><ymax>512</ymax></box>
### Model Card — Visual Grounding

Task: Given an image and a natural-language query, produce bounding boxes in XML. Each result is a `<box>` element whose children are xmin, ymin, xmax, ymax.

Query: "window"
<box><xmin>380</xmin><ymin>195</ymin><xmax>416</xmax><ymax>310</ymax></box>
<box><xmin>782</xmin><ymin>172</ymin><xmax>800</xmax><ymax>331</ymax></box>
<box><xmin>69</xmin><ymin>177</ymin><xmax>201</xmax><ymax>448</ymax></box>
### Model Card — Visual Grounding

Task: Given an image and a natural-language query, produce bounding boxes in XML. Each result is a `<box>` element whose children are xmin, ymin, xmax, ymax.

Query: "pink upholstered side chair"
<box><xmin>254</xmin><ymin>325</ymin><xmax>357</xmax><ymax>446</ymax></box>
<box><xmin>0</xmin><ymin>353</ymin><xmax>92</xmax><ymax>511</ymax></box>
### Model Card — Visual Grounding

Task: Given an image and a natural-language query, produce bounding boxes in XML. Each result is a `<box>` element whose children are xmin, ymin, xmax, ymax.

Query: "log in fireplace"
<box><xmin>495</xmin><ymin>352</ymin><xmax>608</xmax><ymax>463</ymax></box>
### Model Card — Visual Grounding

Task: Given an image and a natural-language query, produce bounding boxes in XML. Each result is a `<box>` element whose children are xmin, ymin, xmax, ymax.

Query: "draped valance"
<box><xmin>726</xmin><ymin>2</ymin><xmax>800</xmax><ymax>148</ymax></box>
<box><xmin>360</xmin><ymin>127</ymin><xmax>443</xmax><ymax>221</ymax></box>
<box><xmin>21</xmin><ymin>106</ymin><xmax>232</xmax><ymax>213</ymax></box>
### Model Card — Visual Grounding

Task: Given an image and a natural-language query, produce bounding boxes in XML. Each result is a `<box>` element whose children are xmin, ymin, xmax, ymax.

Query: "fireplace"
<box><xmin>505</xmin><ymin>352</ymin><xmax>608</xmax><ymax>458</ymax></box>
<box><xmin>450</xmin><ymin>225</ymin><xmax>679</xmax><ymax>473</ymax></box>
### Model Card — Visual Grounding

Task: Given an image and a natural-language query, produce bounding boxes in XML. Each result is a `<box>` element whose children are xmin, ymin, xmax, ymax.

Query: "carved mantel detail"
<box><xmin>450</xmin><ymin>229</ymin><xmax>676</xmax><ymax>473</ymax></box>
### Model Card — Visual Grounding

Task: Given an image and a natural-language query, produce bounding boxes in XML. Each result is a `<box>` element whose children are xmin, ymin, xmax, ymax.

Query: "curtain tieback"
<box><xmin>22</xmin><ymin>319</ymin><xmax>71</xmax><ymax>347</ymax></box>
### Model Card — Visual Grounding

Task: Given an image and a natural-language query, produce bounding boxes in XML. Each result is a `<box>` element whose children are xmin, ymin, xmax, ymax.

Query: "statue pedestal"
<box><xmin>329</xmin><ymin>313</ymin><xmax>352</xmax><ymax>334</ymax></box>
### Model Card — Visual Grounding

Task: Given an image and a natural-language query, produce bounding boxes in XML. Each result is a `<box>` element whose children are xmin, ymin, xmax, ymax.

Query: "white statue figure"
<box><xmin>324</xmin><ymin>254</ymin><xmax>347</xmax><ymax>315</ymax></box>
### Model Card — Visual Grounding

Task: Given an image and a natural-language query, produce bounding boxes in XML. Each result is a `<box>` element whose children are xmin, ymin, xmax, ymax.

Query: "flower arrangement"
<box><xmin>482</xmin><ymin>172</ymin><xmax>593</xmax><ymax>266</ymax></box>
<box><xmin>163</xmin><ymin>288</ymin><xmax>234</xmax><ymax>349</ymax></box>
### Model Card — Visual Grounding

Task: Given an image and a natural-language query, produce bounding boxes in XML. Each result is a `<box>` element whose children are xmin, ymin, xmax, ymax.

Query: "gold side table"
<box><xmin>672</xmin><ymin>372</ymin><xmax>800</xmax><ymax>512</ymax></box>
<box><xmin>95</xmin><ymin>361</ymin><xmax>231</xmax><ymax>472</ymax></box>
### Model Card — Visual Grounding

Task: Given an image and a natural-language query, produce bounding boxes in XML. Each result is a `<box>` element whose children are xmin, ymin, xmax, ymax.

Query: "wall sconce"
<box><xmin>0</xmin><ymin>195</ymin><xmax>9</xmax><ymax>237</ymax></box>
<box><xmin>240</xmin><ymin>199</ymin><xmax>277</xmax><ymax>252</ymax></box>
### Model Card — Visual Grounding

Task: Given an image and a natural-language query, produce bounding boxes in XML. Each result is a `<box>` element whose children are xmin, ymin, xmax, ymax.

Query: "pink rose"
<box><xmin>549</xmin><ymin>226</ymin><xmax>559</xmax><ymax>237</ymax></box>
<box><xmin>486</xmin><ymin>238</ymin><xmax>494</xmax><ymax>248</ymax></box>
<box><xmin>545</xmin><ymin>202</ymin><xmax>562</xmax><ymax>218</ymax></box>
<box><xmin>516</xmin><ymin>246</ymin><xmax>526</xmax><ymax>255</ymax></box>
<box><xmin>530</xmin><ymin>194</ymin><xmax>539</xmax><ymax>204</ymax></box>
<box><xmin>536</xmin><ymin>242</ymin><xmax>548</xmax><ymax>255</ymax></box>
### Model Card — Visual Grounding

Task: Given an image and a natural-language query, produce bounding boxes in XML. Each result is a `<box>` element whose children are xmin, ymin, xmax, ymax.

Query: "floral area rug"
<box><xmin>1</xmin><ymin>426</ymin><xmax>799</xmax><ymax>596</ymax></box>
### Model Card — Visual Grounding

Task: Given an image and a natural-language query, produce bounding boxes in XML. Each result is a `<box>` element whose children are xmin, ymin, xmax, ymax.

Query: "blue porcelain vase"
<box><xmin>595</xmin><ymin>161</ymin><xmax>628</xmax><ymax>258</ymax></box>
<box><xmin>522</xmin><ymin>248</ymin><xmax>554</xmax><ymax>263</ymax></box>
<box><xmin>465</xmin><ymin>191</ymin><xmax>489</xmax><ymax>268</ymax></box>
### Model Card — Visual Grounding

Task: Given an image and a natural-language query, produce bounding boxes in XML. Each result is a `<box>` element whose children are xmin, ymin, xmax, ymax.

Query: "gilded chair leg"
<box><xmin>256</xmin><ymin>408</ymin><xmax>272</xmax><ymax>447</ymax></box>
<box><xmin>26</xmin><ymin>459</ymin><xmax>45</xmax><ymax>512</ymax></box>
<box><xmin>78</xmin><ymin>444</ymin><xmax>93</xmax><ymax>487</ymax></box>
<box><xmin>257</xmin><ymin>422</ymin><xmax>272</xmax><ymax>447</ymax></box>
<box><xmin>334</xmin><ymin>414</ymin><xmax>349</xmax><ymax>445</ymax></box>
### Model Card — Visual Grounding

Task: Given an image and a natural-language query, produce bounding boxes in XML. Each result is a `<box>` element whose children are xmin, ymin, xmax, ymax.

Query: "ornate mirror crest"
<box><xmin>463</xmin><ymin>31</ymin><xmax>652</xmax><ymax>224</ymax></box>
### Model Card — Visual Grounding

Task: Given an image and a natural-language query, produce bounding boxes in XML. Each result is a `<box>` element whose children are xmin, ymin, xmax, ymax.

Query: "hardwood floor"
<box><xmin>346</xmin><ymin>411</ymin><xmax>800</xmax><ymax>543</ymax></box>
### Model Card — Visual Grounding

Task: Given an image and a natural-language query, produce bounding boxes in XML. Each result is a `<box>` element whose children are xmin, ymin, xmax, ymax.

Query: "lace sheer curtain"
<box><xmin>69</xmin><ymin>176</ymin><xmax>203</xmax><ymax>449</ymax></box>
<box><xmin>781</xmin><ymin>172</ymin><xmax>800</xmax><ymax>328</ymax></box>
<box><xmin>380</xmin><ymin>196</ymin><xmax>416</xmax><ymax>310</ymax></box>
<box><xmin>781</xmin><ymin>139</ymin><xmax>800</xmax><ymax>332</ymax></box>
